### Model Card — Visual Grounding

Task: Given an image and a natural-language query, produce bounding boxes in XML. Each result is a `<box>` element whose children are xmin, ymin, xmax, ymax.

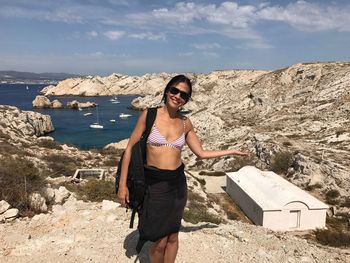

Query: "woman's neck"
<box><xmin>162</xmin><ymin>105</ymin><xmax>178</xmax><ymax>119</ymax></box>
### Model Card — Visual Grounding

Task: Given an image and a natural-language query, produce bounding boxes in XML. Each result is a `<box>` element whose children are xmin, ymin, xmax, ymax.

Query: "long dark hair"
<box><xmin>161</xmin><ymin>75</ymin><xmax>192</xmax><ymax>104</ymax></box>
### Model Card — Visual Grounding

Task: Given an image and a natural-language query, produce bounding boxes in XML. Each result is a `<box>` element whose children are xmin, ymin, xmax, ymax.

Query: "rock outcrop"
<box><xmin>66</xmin><ymin>100</ymin><xmax>96</xmax><ymax>109</ymax></box>
<box><xmin>32</xmin><ymin>95</ymin><xmax>63</xmax><ymax>109</ymax></box>
<box><xmin>41</xmin><ymin>73</ymin><xmax>179</xmax><ymax>96</ymax></box>
<box><xmin>0</xmin><ymin>105</ymin><xmax>54</xmax><ymax>138</ymax></box>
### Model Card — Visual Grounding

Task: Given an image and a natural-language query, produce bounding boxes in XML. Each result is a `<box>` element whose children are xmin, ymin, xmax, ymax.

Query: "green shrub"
<box><xmin>198</xmin><ymin>171</ymin><xmax>226</xmax><ymax>176</ymax></box>
<box><xmin>326</xmin><ymin>189</ymin><xmax>340</xmax><ymax>199</ymax></box>
<box><xmin>0</xmin><ymin>156</ymin><xmax>46</xmax><ymax>215</ymax></box>
<box><xmin>183</xmin><ymin>190</ymin><xmax>222</xmax><ymax>224</ymax></box>
<box><xmin>315</xmin><ymin>229</ymin><xmax>350</xmax><ymax>247</ymax></box>
<box><xmin>37</xmin><ymin>139</ymin><xmax>63</xmax><ymax>150</ymax></box>
<box><xmin>103</xmin><ymin>156</ymin><xmax>119</xmax><ymax>167</ymax></box>
<box><xmin>65</xmin><ymin>179</ymin><xmax>116</xmax><ymax>202</ymax></box>
<box><xmin>271</xmin><ymin>151</ymin><xmax>293</xmax><ymax>174</ymax></box>
<box><xmin>341</xmin><ymin>197</ymin><xmax>350</xmax><ymax>207</ymax></box>
<box><xmin>43</xmin><ymin>154</ymin><xmax>79</xmax><ymax>177</ymax></box>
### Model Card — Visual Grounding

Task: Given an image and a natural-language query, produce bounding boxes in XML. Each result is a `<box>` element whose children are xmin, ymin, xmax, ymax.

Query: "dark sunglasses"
<box><xmin>169</xmin><ymin>86</ymin><xmax>190</xmax><ymax>102</ymax></box>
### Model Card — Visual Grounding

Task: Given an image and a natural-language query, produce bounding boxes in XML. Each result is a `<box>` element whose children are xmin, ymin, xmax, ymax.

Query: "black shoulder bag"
<box><xmin>115</xmin><ymin>107</ymin><xmax>157</xmax><ymax>228</ymax></box>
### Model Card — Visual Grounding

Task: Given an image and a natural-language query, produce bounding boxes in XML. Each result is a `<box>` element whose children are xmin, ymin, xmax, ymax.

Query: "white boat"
<box><xmin>109</xmin><ymin>96</ymin><xmax>118</xmax><ymax>102</ymax></box>
<box><xmin>90</xmin><ymin>106</ymin><xmax>104</xmax><ymax>129</ymax></box>
<box><xmin>78</xmin><ymin>107</ymin><xmax>82</xmax><ymax>111</ymax></box>
<box><xmin>110</xmin><ymin>119</ymin><xmax>116</xmax><ymax>123</ymax></box>
<box><xmin>26</xmin><ymin>86</ymin><xmax>29</xmax><ymax>90</ymax></box>
<box><xmin>119</xmin><ymin>113</ymin><xmax>132</xmax><ymax>119</ymax></box>
<box><xmin>89</xmin><ymin>123</ymin><xmax>104</xmax><ymax>129</ymax></box>
<box><xmin>84</xmin><ymin>112</ymin><xmax>92</xmax><ymax>116</ymax></box>
<box><xmin>111</xmin><ymin>100</ymin><xmax>120</xmax><ymax>104</ymax></box>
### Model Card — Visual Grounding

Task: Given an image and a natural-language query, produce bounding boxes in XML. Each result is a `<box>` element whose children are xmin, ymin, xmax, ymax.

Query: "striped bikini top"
<box><xmin>147</xmin><ymin>120</ymin><xmax>186</xmax><ymax>150</ymax></box>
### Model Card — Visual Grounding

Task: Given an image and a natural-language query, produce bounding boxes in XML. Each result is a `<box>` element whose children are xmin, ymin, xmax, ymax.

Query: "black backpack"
<box><xmin>115</xmin><ymin>107</ymin><xmax>157</xmax><ymax>228</ymax></box>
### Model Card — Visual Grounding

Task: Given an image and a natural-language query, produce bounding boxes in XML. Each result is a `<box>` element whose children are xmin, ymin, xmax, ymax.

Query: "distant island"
<box><xmin>0</xmin><ymin>70</ymin><xmax>79</xmax><ymax>84</ymax></box>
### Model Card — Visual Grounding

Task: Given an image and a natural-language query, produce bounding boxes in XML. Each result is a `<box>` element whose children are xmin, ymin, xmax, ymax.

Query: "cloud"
<box><xmin>257</xmin><ymin>1</ymin><xmax>350</xmax><ymax>32</ymax></box>
<box><xmin>103</xmin><ymin>31</ymin><xmax>125</xmax><ymax>40</ymax></box>
<box><xmin>192</xmin><ymin>43</ymin><xmax>221</xmax><ymax>50</ymax></box>
<box><xmin>177</xmin><ymin>52</ymin><xmax>194</xmax><ymax>57</ymax></box>
<box><xmin>128</xmin><ymin>32</ymin><xmax>166</xmax><ymax>41</ymax></box>
<box><xmin>87</xmin><ymin>31</ymin><xmax>98</xmax><ymax>38</ymax></box>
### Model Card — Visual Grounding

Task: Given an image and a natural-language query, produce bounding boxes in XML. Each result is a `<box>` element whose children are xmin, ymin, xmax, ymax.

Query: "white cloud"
<box><xmin>87</xmin><ymin>31</ymin><xmax>98</xmax><ymax>38</ymax></box>
<box><xmin>103</xmin><ymin>31</ymin><xmax>125</xmax><ymax>40</ymax></box>
<box><xmin>202</xmin><ymin>51</ymin><xmax>218</xmax><ymax>57</ymax></box>
<box><xmin>178</xmin><ymin>52</ymin><xmax>194</xmax><ymax>57</ymax></box>
<box><xmin>192</xmin><ymin>43</ymin><xmax>221</xmax><ymax>50</ymax></box>
<box><xmin>128</xmin><ymin>32</ymin><xmax>166</xmax><ymax>41</ymax></box>
<box><xmin>257</xmin><ymin>1</ymin><xmax>350</xmax><ymax>32</ymax></box>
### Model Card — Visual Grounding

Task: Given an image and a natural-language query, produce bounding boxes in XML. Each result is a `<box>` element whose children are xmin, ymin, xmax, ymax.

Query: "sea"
<box><xmin>0</xmin><ymin>84</ymin><xmax>141</xmax><ymax>150</ymax></box>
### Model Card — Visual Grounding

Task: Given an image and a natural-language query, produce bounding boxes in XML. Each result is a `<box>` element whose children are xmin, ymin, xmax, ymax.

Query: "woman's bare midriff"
<box><xmin>146</xmin><ymin>145</ymin><xmax>182</xmax><ymax>170</ymax></box>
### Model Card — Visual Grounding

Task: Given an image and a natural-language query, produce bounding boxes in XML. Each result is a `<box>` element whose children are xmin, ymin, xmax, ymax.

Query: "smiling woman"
<box><xmin>116</xmin><ymin>74</ymin><xmax>250</xmax><ymax>262</ymax></box>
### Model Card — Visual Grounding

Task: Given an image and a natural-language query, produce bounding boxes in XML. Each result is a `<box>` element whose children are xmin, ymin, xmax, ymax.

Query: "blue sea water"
<box><xmin>0</xmin><ymin>84</ymin><xmax>141</xmax><ymax>149</ymax></box>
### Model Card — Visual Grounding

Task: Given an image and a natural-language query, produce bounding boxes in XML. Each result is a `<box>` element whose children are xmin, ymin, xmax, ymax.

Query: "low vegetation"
<box><xmin>208</xmin><ymin>193</ymin><xmax>251</xmax><ymax>222</ymax></box>
<box><xmin>43</xmin><ymin>154</ymin><xmax>80</xmax><ymax>177</ymax></box>
<box><xmin>37</xmin><ymin>139</ymin><xmax>63</xmax><ymax>150</ymax></box>
<box><xmin>64</xmin><ymin>179</ymin><xmax>116</xmax><ymax>202</ymax></box>
<box><xmin>183</xmin><ymin>190</ymin><xmax>222</xmax><ymax>225</ymax></box>
<box><xmin>314</xmin><ymin>216</ymin><xmax>350</xmax><ymax>247</ymax></box>
<box><xmin>271</xmin><ymin>151</ymin><xmax>293</xmax><ymax>174</ymax></box>
<box><xmin>0</xmin><ymin>156</ymin><xmax>46</xmax><ymax>216</ymax></box>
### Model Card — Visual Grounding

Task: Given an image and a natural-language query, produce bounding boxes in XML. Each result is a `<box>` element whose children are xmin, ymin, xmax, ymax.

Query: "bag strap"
<box><xmin>144</xmin><ymin>107</ymin><xmax>157</xmax><ymax>138</ymax></box>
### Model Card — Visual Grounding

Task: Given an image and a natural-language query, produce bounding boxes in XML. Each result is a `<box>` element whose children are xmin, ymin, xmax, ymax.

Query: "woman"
<box><xmin>117</xmin><ymin>75</ymin><xmax>250</xmax><ymax>263</ymax></box>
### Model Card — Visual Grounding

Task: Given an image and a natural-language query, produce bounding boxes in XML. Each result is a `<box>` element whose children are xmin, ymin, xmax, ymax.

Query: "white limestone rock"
<box><xmin>54</xmin><ymin>186</ymin><xmax>71</xmax><ymax>204</ymax></box>
<box><xmin>101</xmin><ymin>200</ymin><xmax>120</xmax><ymax>211</ymax></box>
<box><xmin>0</xmin><ymin>200</ymin><xmax>11</xmax><ymax>214</ymax></box>
<box><xmin>32</xmin><ymin>95</ymin><xmax>51</xmax><ymax>108</ymax></box>
<box><xmin>51</xmin><ymin>99</ymin><xmax>63</xmax><ymax>109</ymax></box>
<box><xmin>3</xmin><ymin>208</ymin><xmax>19</xmax><ymax>219</ymax></box>
<box><xmin>104</xmin><ymin>138</ymin><xmax>129</xmax><ymax>150</ymax></box>
<box><xmin>43</xmin><ymin>187</ymin><xmax>56</xmax><ymax>203</ymax></box>
<box><xmin>29</xmin><ymin>193</ymin><xmax>48</xmax><ymax>212</ymax></box>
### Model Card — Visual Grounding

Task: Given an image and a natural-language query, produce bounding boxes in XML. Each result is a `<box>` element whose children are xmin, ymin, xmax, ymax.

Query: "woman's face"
<box><xmin>166</xmin><ymin>82</ymin><xmax>190</xmax><ymax>109</ymax></box>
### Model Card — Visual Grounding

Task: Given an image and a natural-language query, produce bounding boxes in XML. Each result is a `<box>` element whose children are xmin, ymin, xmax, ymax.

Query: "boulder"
<box><xmin>32</xmin><ymin>95</ymin><xmax>51</xmax><ymax>108</ymax></box>
<box><xmin>43</xmin><ymin>187</ymin><xmax>56</xmax><ymax>203</ymax></box>
<box><xmin>29</xmin><ymin>193</ymin><xmax>48</xmax><ymax>212</ymax></box>
<box><xmin>54</xmin><ymin>186</ymin><xmax>71</xmax><ymax>204</ymax></box>
<box><xmin>51</xmin><ymin>99</ymin><xmax>63</xmax><ymax>109</ymax></box>
<box><xmin>0</xmin><ymin>200</ymin><xmax>11</xmax><ymax>214</ymax></box>
<box><xmin>3</xmin><ymin>208</ymin><xmax>19</xmax><ymax>220</ymax></box>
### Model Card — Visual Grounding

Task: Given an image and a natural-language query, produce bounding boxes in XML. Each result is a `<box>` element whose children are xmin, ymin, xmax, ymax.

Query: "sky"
<box><xmin>0</xmin><ymin>0</ymin><xmax>350</xmax><ymax>76</ymax></box>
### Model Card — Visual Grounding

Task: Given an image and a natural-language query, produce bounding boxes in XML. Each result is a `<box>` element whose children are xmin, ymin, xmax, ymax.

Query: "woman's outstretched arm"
<box><xmin>185</xmin><ymin>118</ymin><xmax>250</xmax><ymax>159</ymax></box>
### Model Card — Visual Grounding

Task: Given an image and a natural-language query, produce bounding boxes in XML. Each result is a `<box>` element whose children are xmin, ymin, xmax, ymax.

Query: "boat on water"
<box><xmin>78</xmin><ymin>107</ymin><xmax>83</xmax><ymax>111</ymax></box>
<box><xmin>26</xmin><ymin>86</ymin><xmax>29</xmax><ymax>90</ymax></box>
<box><xmin>84</xmin><ymin>112</ymin><xmax>92</xmax><ymax>116</ymax></box>
<box><xmin>109</xmin><ymin>96</ymin><xmax>119</xmax><ymax>102</ymax></box>
<box><xmin>110</xmin><ymin>119</ymin><xmax>116</xmax><ymax>123</ymax></box>
<box><xmin>111</xmin><ymin>100</ymin><xmax>120</xmax><ymax>104</ymax></box>
<box><xmin>90</xmin><ymin>106</ymin><xmax>104</xmax><ymax>129</ymax></box>
<box><xmin>90</xmin><ymin>123</ymin><xmax>103</xmax><ymax>129</ymax></box>
<box><xmin>119</xmin><ymin>113</ymin><xmax>132</xmax><ymax>119</ymax></box>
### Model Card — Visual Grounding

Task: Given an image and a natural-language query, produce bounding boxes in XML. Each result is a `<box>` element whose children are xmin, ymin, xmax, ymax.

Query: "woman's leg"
<box><xmin>149</xmin><ymin>236</ymin><xmax>168</xmax><ymax>263</ymax></box>
<box><xmin>164</xmin><ymin>233</ymin><xmax>179</xmax><ymax>263</ymax></box>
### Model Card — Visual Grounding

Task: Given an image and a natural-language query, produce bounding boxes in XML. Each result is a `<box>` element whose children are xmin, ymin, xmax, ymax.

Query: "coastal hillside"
<box><xmin>42</xmin><ymin>62</ymin><xmax>350</xmax><ymax>203</ymax></box>
<box><xmin>0</xmin><ymin>105</ymin><xmax>349</xmax><ymax>262</ymax></box>
<box><xmin>1</xmin><ymin>62</ymin><xmax>349</xmax><ymax>261</ymax></box>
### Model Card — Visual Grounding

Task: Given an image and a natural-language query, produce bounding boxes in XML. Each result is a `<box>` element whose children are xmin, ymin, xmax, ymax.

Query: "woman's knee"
<box><xmin>152</xmin><ymin>236</ymin><xmax>168</xmax><ymax>253</ymax></box>
<box><xmin>167</xmin><ymin>233</ymin><xmax>179</xmax><ymax>244</ymax></box>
